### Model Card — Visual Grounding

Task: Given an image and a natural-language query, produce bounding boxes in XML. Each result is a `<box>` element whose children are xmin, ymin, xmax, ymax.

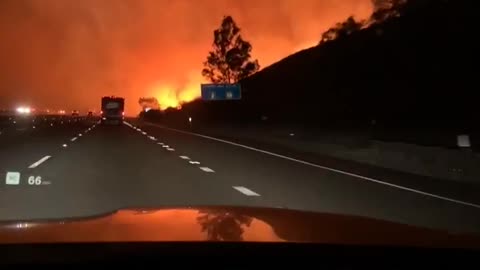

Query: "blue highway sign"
<box><xmin>201</xmin><ymin>84</ymin><xmax>241</xmax><ymax>100</ymax></box>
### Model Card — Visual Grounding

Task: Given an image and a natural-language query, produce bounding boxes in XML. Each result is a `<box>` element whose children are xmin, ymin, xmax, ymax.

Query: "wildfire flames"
<box><xmin>149</xmin><ymin>83</ymin><xmax>200</xmax><ymax>110</ymax></box>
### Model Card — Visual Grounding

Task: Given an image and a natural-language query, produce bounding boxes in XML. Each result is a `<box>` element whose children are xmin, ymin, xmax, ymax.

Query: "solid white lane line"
<box><xmin>166</xmin><ymin>148</ymin><xmax>175</xmax><ymax>151</ymax></box>
<box><xmin>189</xmin><ymin>161</ymin><xmax>200</xmax><ymax>165</ymax></box>
<box><xmin>71</xmin><ymin>137</ymin><xmax>77</xmax><ymax>141</ymax></box>
<box><xmin>179</xmin><ymin>156</ymin><xmax>190</xmax><ymax>160</ymax></box>
<box><xmin>199</xmin><ymin>167</ymin><xmax>215</xmax><ymax>173</ymax></box>
<box><xmin>145</xmin><ymin>122</ymin><xmax>480</xmax><ymax>209</ymax></box>
<box><xmin>28</xmin><ymin>156</ymin><xmax>51</xmax><ymax>169</ymax></box>
<box><xmin>233</xmin><ymin>186</ymin><xmax>260</xmax><ymax>196</ymax></box>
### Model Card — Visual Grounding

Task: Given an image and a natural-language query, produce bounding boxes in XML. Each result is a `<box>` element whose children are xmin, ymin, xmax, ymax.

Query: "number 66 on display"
<box><xmin>27</xmin><ymin>176</ymin><xmax>42</xmax><ymax>185</ymax></box>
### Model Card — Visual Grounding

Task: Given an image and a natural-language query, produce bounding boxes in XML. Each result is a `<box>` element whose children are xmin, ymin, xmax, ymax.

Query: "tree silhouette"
<box><xmin>138</xmin><ymin>97</ymin><xmax>160</xmax><ymax>110</ymax></box>
<box><xmin>202</xmin><ymin>16</ymin><xmax>259</xmax><ymax>84</ymax></box>
<box><xmin>320</xmin><ymin>16</ymin><xmax>364</xmax><ymax>44</ymax></box>
<box><xmin>196</xmin><ymin>210</ymin><xmax>253</xmax><ymax>241</ymax></box>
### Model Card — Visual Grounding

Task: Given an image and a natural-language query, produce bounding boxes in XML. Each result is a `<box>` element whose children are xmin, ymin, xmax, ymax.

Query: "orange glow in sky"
<box><xmin>0</xmin><ymin>0</ymin><xmax>373</xmax><ymax>114</ymax></box>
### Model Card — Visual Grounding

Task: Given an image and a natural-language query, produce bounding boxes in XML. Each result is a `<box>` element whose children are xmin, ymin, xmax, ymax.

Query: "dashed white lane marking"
<box><xmin>28</xmin><ymin>155</ymin><xmax>51</xmax><ymax>169</ymax></box>
<box><xmin>149</xmin><ymin>136</ymin><xmax>157</xmax><ymax>141</ymax></box>
<box><xmin>157</xmin><ymin>142</ymin><xmax>164</xmax><ymax>145</ymax></box>
<box><xmin>144</xmin><ymin>122</ymin><xmax>480</xmax><ymax>209</ymax></box>
<box><xmin>71</xmin><ymin>137</ymin><xmax>77</xmax><ymax>142</ymax></box>
<box><xmin>142</xmin><ymin>132</ymin><xmax>147</xmax><ymax>135</ymax></box>
<box><xmin>179</xmin><ymin>156</ymin><xmax>190</xmax><ymax>160</ymax></box>
<box><xmin>199</xmin><ymin>167</ymin><xmax>215</xmax><ymax>173</ymax></box>
<box><xmin>162</xmin><ymin>145</ymin><xmax>169</xmax><ymax>148</ymax></box>
<box><xmin>189</xmin><ymin>161</ymin><xmax>200</xmax><ymax>165</ymax></box>
<box><xmin>62</xmin><ymin>144</ymin><xmax>68</xmax><ymax>148</ymax></box>
<box><xmin>78</xmin><ymin>133</ymin><xmax>82</xmax><ymax>137</ymax></box>
<box><xmin>166</xmin><ymin>148</ymin><xmax>175</xmax><ymax>151</ymax></box>
<box><xmin>233</xmin><ymin>186</ymin><xmax>260</xmax><ymax>196</ymax></box>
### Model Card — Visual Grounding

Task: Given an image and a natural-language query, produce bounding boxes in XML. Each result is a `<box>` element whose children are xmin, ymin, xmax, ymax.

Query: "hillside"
<box><xmin>237</xmin><ymin>0</ymin><xmax>475</xmax><ymax>129</ymax></box>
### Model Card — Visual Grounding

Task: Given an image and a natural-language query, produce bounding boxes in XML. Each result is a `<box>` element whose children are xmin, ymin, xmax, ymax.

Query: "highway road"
<box><xmin>1</xmin><ymin>115</ymin><xmax>480</xmax><ymax>235</ymax></box>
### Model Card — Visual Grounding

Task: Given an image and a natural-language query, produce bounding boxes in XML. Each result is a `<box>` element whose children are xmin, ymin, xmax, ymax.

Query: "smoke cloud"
<box><xmin>0</xmin><ymin>0</ymin><xmax>373</xmax><ymax>114</ymax></box>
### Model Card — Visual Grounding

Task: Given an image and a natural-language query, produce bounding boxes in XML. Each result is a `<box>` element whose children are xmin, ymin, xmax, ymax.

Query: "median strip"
<box><xmin>28</xmin><ymin>155</ymin><xmax>51</xmax><ymax>169</ymax></box>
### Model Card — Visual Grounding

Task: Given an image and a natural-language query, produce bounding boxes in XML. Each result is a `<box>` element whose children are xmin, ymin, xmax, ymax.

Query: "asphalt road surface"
<box><xmin>1</xmin><ymin>115</ymin><xmax>480</xmax><ymax>235</ymax></box>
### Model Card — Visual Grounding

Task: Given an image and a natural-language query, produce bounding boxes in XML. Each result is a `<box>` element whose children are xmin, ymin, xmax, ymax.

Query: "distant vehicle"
<box><xmin>71</xmin><ymin>110</ymin><xmax>79</xmax><ymax>116</ymax></box>
<box><xmin>87</xmin><ymin>111</ymin><xmax>93</xmax><ymax>117</ymax></box>
<box><xmin>101</xmin><ymin>96</ymin><xmax>124</xmax><ymax>125</ymax></box>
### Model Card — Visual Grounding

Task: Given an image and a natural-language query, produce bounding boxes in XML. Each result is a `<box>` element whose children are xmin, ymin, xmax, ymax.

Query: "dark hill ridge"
<box><xmin>237</xmin><ymin>0</ymin><xmax>476</xmax><ymax>129</ymax></box>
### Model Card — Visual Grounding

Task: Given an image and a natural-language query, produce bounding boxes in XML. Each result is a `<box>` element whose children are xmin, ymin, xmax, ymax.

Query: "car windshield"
<box><xmin>0</xmin><ymin>0</ymin><xmax>479</xmax><ymax>245</ymax></box>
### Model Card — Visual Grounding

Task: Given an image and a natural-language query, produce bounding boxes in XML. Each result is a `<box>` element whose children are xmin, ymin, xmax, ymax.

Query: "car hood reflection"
<box><xmin>0</xmin><ymin>206</ymin><xmax>478</xmax><ymax>248</ymax></box>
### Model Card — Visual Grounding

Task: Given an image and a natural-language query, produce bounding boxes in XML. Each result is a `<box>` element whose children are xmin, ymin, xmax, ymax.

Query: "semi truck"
<box><xmin>101</xmin><ymin>96</ymin><xmax>124</xmax><ymax>125</ymax></box>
